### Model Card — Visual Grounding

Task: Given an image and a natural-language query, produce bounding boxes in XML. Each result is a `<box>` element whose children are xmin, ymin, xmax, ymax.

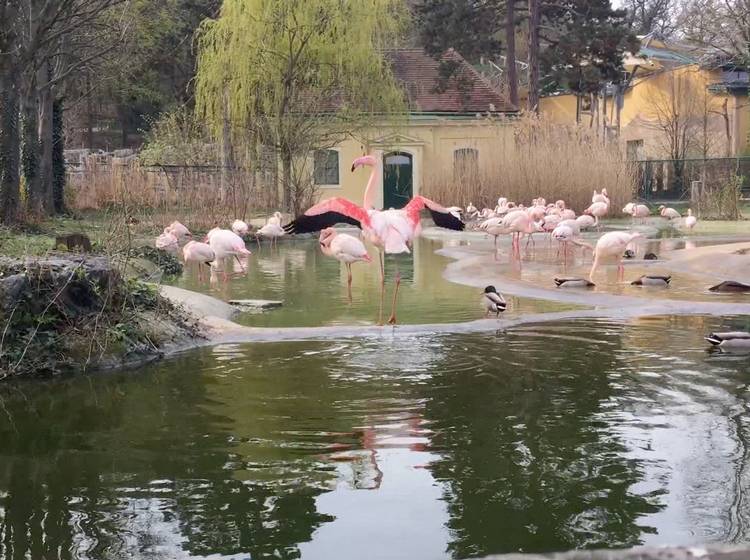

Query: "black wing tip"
<box><xmin>284</xmin><ymin>212</ymin><xmax>361</xmax><ymax>235</ymax></box>
<box><xmin>429</xmin><ymin>208</ymin><xmax>465</xmax><ymax>231</ymax></box>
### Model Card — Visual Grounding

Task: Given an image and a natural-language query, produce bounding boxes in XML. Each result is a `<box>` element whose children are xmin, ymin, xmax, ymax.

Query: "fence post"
<box><xmin>691</xmin><ymin>180</ymin><xmax>702</xmax><ymax>204</ymax></box>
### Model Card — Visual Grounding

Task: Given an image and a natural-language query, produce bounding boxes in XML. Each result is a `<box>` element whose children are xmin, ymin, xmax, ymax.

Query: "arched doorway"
<box><xmin>382</xmin><ymin>151</ymin><xmax>413</xmax><ymax>210</ymax></box>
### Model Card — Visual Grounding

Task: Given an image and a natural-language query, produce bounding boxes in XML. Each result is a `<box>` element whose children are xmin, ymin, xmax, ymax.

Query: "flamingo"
<box><xmin>166</xmin><ymin>221</ymin><xmax>192</xmax><ymax>242</ymax></box>
<box><xmin>658</xmin><ymin>206</ymin><xmax>681</xmax><ymax>220</ymax></box>
<box><xmin>622</xmin><ymin>202</ymin><xmax>635</xmax><ymax>216</ymax></box>
<box><xmin>552</xmin><ymin>220</ymin><xmax>591</xmax><ymax>262</ymax></box>
<box><xmin>592</xmin><ymin>189</ymin><xmax>609</xmax><ymax>204</ymax></box>
<box><xmin>584</xmin><ymin>201</ymin><xmax>609</xmax><ymax>229</ymax></box>
<box><xmin>589</xmin><ymin>231</ymin><xmax>642</xmax><ymax>281</ymax></box>
<box><xmin>502</xmin><ymin>209</ymin><xmax>542</xmax><ymax>254</ymax></box>
<box><xmin>257</xmin><ymin>221</ymin><xmax>285</xmax><ymax>248</ymax></box>
<box><xmin>319</xmin><ymin>227</ymin><xmax>371</xmax><ymax>301</ymax></box>
<box><xmin>482</xmin><ymin>285</ymin><xmax>507</xmax><ymax>317</ymax></box>
<box><xmin>631</xmin><ymin>204</ymin><xmax>650</xmax><ymax>222</ymax></box>
<box><xmin>575</xmin><ymin>214</ymin><xmax>596</xmax><ymax>231</ymax></box>
<box><xmin>478</xmin><ymin>216</ymin><xmax>510</xmax><ymax>259</ymax></box>
<box><xmin>684</xmin><ymin>209</ymin><xmax>698</xmax><ymax>229</ymax></box>
<box><xmin>267</xmin><ymin>212</ymin><xmax>283</xmax><ymax>226</ymax></box>
<box><xmin>284</xmin><ymin>154</ymin><xmax>465</xmax><ymax>324</ymax></box>
<box><xmin>207</xmin><ymin>229</ymin><xmax>252</xmax><ymax>280</ymax></box>
<box><xmin>466</xmin><ymin>203</ymin><xmax>479</xmax><ymax>219</ymax></box>
<box><xmin>232</xmin><ymin>219</ymin><xmax>250</xmax><ymax>236</ymax></box>
<box><xmin>155</xmin><ymin>229</ymin><xmax>179</xmax><ymax>253</ymax></box>
<box><xmin>182</xmin><ymin>240</ymin><xmax>215</xmax><ymax>282</ymax></box>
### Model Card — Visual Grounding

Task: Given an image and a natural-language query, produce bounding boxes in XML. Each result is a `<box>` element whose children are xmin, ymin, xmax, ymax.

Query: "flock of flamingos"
<box><xmin>153</xmin><ymin>154</ymin><xmax>749</xmax><ymax>348</ymax></box>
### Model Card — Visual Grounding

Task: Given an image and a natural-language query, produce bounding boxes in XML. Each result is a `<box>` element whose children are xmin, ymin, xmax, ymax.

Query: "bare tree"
<box><xmin>623</xmin><ymin>0</ymin><xmax>677</xmax><ymax>36</ymax></box>
<box><xmin>680</xmin><ymin>0</ymin><xmax>750</xmax><ymax>64</ymax></box>
<box><xmin>527</xmin><ymin>0</ymin><xmax>541</xmax><ymax>113</ymax></box>
<box><xmin>0</xmin><ymin>0</ymin><xmax>124</xmax><ymax>220</ymax></box>
<box><xmin>647</xmin><ymin>68</ymin><xmax>723</xmax><ymax>188</ymax></box>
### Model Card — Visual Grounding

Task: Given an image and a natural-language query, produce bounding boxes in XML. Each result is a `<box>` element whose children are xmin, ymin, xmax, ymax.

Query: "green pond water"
<box><xmin>171</xmin><ymin>237</ymin><xmax>578</xmax><ymax>327</ymax></box>
<box><xmin>2</xmin><ymin>232</ymin><xmax>750</xmax><ymax>559</ymax></box>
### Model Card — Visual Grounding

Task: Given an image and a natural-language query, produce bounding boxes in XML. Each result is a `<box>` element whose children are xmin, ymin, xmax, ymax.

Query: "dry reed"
<box><xmin>423</xmin><ymin>115</ymin><xmax>635</xmax><ymax>214</ymax></box>
<box><xmin>66</xmin><ymin>158</ymin><xmax>276</xmax><ymax>230</ymax></box>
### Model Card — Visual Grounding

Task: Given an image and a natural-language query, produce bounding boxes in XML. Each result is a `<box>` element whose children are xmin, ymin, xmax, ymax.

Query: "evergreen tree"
<box><xmin>540</xmin><ymin>0</ymin><xmax>639</xmax><ymax>95</ymax></box>
<box><xmin>415</xmin><ymin>0</ymin><xmax>502</xmax><ymax>62</ymax></box>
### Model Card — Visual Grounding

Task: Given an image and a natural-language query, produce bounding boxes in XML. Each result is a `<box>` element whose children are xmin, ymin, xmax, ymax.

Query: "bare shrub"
<box><xmin>695</xmin><ymin>174</ymin><xmax>744</xmax><ymax>220</ymax></box>
<box><xmin>423</xmin><ymin>115</ymin><xmax>635</xmax><ymax>213</ymax></box>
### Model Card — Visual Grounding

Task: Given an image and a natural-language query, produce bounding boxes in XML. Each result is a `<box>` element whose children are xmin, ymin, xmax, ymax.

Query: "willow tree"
<box><xmin>195</xmin><ymin>0</ymin><xmax>406</xmax><ymax>212</ymax></box>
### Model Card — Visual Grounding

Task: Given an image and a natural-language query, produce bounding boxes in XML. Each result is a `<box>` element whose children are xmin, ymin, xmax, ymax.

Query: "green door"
<box><xmin>383</xmin><ymin>152</ymin><xmax>413</xmax><ymax>209</ymax></box>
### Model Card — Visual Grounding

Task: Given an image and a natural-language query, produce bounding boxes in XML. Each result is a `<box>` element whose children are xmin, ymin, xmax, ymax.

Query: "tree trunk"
<box><xmin>21</xmin><ymin>80</ymin><xmax>42</xmax><ymax>215</ymax></box>
<box><xmin>0</xmin><ymin>65</ymin><xmax>21</xmax><ymax>224</ymax></box>
<box><xmin>505</xmin><ymin>0</ymin><xmax>518</xmax><ymax>107</ymax></box>
<box><xmin>86</xmin><ymin>73</ymin><xmax>94</xmax><ymax>150</ymax></box>
<box><xmin>38</xmin><ymin>69</ymin><xmax>54</xmax><ymax>214</ymax></box>
<box><xmin>527</xmin><ymin>0</ymin><xmax>540</xmax><ymax>113</ymax></box>
<box><xmin>52</xmin><ymin>98</ymin><xmax>66</xmax><ymax>213</ymax></box>
<box><xmin>281</xmin><ymin>147</ymin><xmax>293</xmax><ymax>213</ymax></box>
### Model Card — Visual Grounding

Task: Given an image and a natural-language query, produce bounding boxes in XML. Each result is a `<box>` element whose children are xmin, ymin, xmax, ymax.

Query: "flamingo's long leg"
<box><xmin>378</xmin><ymin>250</ymin><xmax>385</xmax><ymax>325</ymax></box>
<box><xmin>387</xmin><ymin>261</ymin><xmax>401</xmax><ymax>325</ymax></box>
<box><xmin>346</xmin><ymin>262</ymin><xmax>352</xmax><ymax>303</ymax></box>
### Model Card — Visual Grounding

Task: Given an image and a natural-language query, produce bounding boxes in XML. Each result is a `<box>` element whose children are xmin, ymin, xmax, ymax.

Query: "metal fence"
<box><xmin>634</xmin><ymin>157</ymin><xmax>750</xmax><ymax>202</ymax></box>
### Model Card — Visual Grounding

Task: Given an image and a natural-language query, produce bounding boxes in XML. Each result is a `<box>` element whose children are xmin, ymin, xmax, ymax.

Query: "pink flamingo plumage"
<box><xmin>589</xmin><ymin>231</ymin><xmax>642</xmax><ymax>282</ymax></box>
<box><xmin>285</xmin><ymin>154</ymin><xmax>465</xmax><ymax>324</ymax></box>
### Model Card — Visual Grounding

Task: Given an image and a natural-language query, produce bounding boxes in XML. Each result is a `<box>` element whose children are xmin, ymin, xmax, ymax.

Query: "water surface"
<box><xmin>1</xmin><ymin>315</ymin><xmax>750</xmax><ymax>559</ymax></box>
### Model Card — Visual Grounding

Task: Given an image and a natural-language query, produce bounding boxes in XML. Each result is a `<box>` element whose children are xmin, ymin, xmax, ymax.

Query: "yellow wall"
<box><xmin>539</xmin><ymin>64</ymin><xmax>749</xmax><ymax>158</ymax></box>
<box><xmin>313</xmin><ymin>118</ymin><xmax>514</xmax><ymax>208</ymax></box>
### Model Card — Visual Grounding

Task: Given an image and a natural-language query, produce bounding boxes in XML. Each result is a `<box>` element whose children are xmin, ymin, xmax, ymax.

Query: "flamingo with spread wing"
<box><xmin>285</xmin><ymin>154</ymin><xmax>465</xmax><ymax>324</ymax></box>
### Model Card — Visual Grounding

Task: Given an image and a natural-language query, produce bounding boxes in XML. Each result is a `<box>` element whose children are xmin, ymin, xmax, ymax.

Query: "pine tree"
<box><xmin>540</xmin><ymin>0</ymin><xmax>639</xmax><ymax>95</ymax></box>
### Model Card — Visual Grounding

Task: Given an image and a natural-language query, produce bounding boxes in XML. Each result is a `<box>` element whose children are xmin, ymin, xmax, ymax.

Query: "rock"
<box><xmin>0</xmin><ymin>274</ymin><xmax>28</xmax><ymax>312</ymax></box>
<box><xmin>229</xmin><ymin>299</ymin><xmax>283</xmax><ymax>310</ymax></box>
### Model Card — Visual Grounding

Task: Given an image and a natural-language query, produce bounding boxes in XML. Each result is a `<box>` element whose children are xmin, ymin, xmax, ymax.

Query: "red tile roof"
<box><xmin>386</xmin><ymin>48</ymin><xmax>516</xmax><ymax>114</ymax></box>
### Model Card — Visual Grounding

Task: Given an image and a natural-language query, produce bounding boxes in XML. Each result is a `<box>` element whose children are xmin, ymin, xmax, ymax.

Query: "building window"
<box><xmin>314</xmin><ymin>149</ymin><xmax>339</xmax><ymax>185</ymax></box>
<box><xmin>454</xmin><ymin>148</ymin><xmax>479</xmax><ymax>181</ymax></box>
<box><xmin>626</xmin><ymin>139</ymin><xmax>643</xmax><ymax>161</ymax></box>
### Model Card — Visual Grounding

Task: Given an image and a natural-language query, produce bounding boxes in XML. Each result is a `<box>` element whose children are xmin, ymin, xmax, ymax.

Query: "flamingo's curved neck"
<box><xmin>363</xmin><ymin>162</ymin><xmax>379</xmax><ymax>211</ymax></box>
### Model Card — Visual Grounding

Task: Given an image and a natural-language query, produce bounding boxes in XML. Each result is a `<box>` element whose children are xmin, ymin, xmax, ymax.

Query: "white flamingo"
<box><xmin>166</xmin><ymin>221</ymin><xmax>192</xmax><ymax>243</ymax></box>
<box><xmin>319</xmin><ymin>227</ymin><xmax>371</xmax><ymax>300</ymax></box>
<box><xmin>684</xmin><ymin>209</ymin><xmax>698</xmax><ymax>229</ymax></box>
<box><xmin>206</xmin><ymin>229</ymin><xmax>252</xmax><ymax>281</ymax></box>
<box><xmin>231</xmin><ymin>219</ymin><xmax>250</xmax><ymax>236</ymax></box>
<box><xmin>182</xmin><ymin>240</ymin><xmax>215</xmax><ymax>282</ymax></box>
<box><xmin>589</xmin><ymin>231</ymin><xmax>642</xmax><ymax>281</ymax></box>
<box><xmin>155</xmin><ymin>229</ymin><xmax>179</xmax><ymax>253</ymax></box>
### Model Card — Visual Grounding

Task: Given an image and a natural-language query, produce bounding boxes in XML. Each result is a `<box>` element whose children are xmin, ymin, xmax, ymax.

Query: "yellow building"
<box><xmin>310</xmin><ymin>49</ymin><xmax>517</xmax><ymax>208</ymax></box>
<box><xmin>539</xmin><ymin>36</ymin><xmax>750</xmax><ymax>160</ymax></box>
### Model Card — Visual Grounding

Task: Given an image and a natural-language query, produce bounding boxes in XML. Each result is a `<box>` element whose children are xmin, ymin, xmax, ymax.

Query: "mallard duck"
<box><xmin>631</xmin><ymin>275</ymin><xmax>671</xmax><ymax>286</ymax></box>
<box><xmin>708</xmin><ymin>281</ymin><xmax>750</xmax><ymax>293</ymax></box>
<box><xmin>644</xmin><ymin>252</ymin><xmax>658</xmax><ymax>260</ymax></box>
<box><xmin>705</xmin><ymin>332</ymin><xmax>750</xmax><ymax>348</ymax></box>
<box><xmin>483</xmin><ymin>285</ymin><xmax>507</xmax><ymax>317</ymax></box>
<box><xmin>554</xmin><ymin>277</ymin><xmax>596</xmax><ymax>288</ymax></box>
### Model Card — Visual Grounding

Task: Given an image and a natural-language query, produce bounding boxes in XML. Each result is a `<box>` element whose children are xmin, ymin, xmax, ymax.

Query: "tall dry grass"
<box><xmin>423</xmin><ymin>115</ymin><xmax>635</xmax><ymax>213</ymax></box>
<box><xmin>67</xmin><ymin>158</ymin><xmax>277</xmax><ymax>230</ymax></box>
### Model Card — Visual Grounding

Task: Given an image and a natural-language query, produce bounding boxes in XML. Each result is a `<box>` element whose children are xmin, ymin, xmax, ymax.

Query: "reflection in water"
<box><xmin>171</xmin><ymin>237</ymin><xmax>576</xmax><ymax>328</ymax></box>
<box><xmin>0</xmin><ymin>316</ymin><xmax>749</xmax><ymax>558</ymax></box>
